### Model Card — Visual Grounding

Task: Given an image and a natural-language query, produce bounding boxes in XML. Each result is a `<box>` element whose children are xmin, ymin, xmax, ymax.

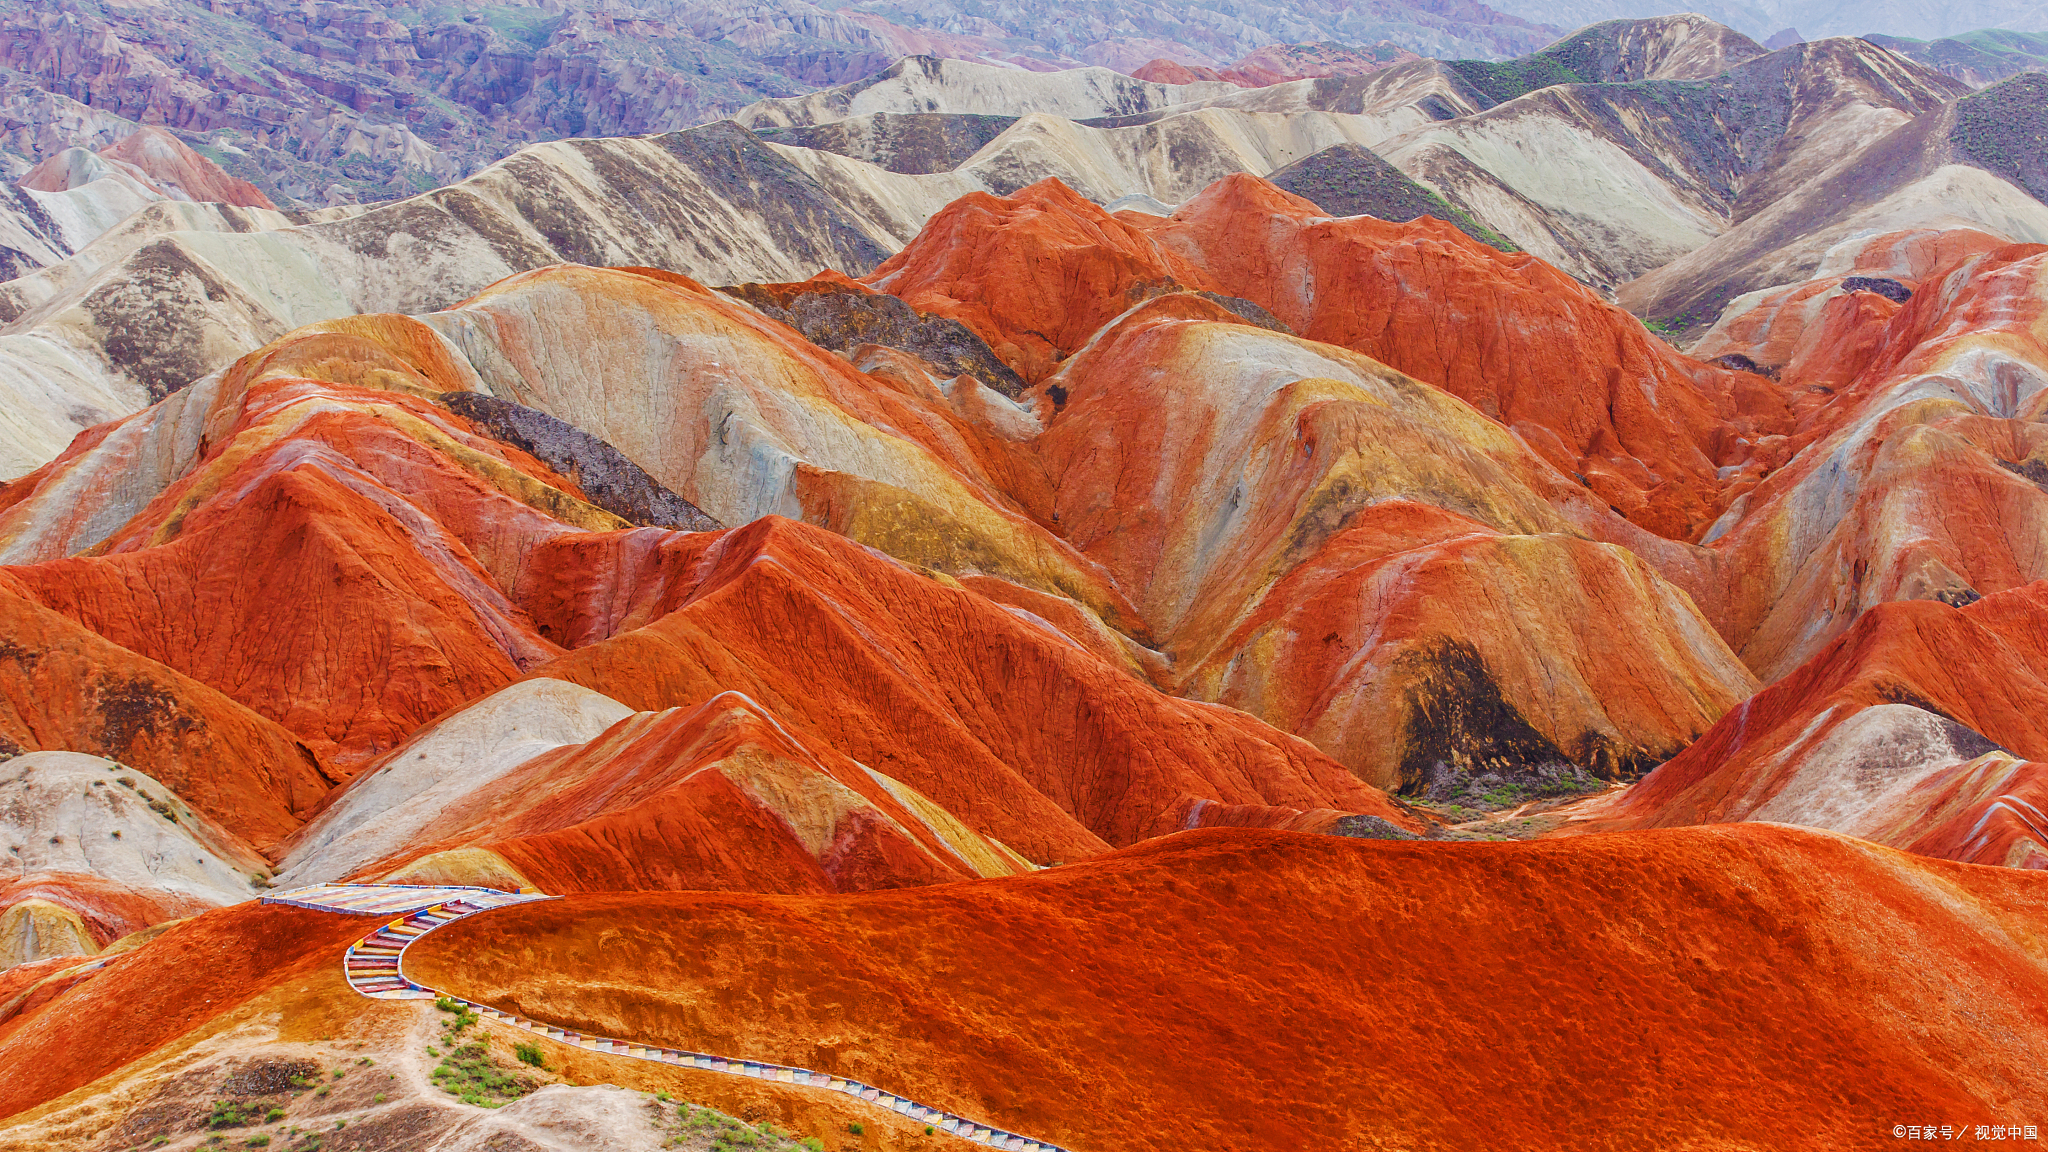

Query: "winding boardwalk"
<box><xmin>263</xmin><ymin>883</ymin><xmax>1075</xmax><ymax>1152</ymax></box>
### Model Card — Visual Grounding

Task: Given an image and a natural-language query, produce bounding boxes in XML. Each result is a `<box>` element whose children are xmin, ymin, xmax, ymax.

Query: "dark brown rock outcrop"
<box><xmin>719</xmin><ymin>276</ymin><xmax>1030</xmax><ymax>398</ymax></box>
<box><xmin>436</xmin><ymin>393</ymin><xmax>723</xmax><ymax>532</ymax></box>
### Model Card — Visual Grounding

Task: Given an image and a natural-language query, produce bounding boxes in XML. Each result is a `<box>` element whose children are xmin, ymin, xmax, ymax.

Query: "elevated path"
<box><xmin>263</xmin><ymin>883</ymin><xmax>1074</xmax><ymax>1152</ymax></box>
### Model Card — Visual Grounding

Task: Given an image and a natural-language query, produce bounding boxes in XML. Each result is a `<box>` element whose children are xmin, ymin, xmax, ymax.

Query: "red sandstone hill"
<box><xmin>1563</xmin><ymin>581</ymin><xmax>2048</xmax><ymax>868</ymax></box>
<box><xmin>19</xmin><ymin>128</ymin><xmax>276</xmax><ymax>210</ymax></box>
<box><xmin>376</xmin><ymin>690</ymin><xmax>1039</xmax><ymax>896</ymax></box>
<box><xmin>5</xmin><ymin>28</ymin><xmax>2048</xmax><ymax>1149</ymax></box>
<box><xmin>0</xmin><ymin>312</ymin><xmax>1422</xmax><ymax>896</ymax></box>
<box><xmin>1025</xmin><ymin>291</ymin><xmax>1756</xmax><ymax>790</ymax></box>
<box><xmin>3</xmin><ymin>178</ymin><xmax>2040</xmax><ymax>876</ymax></box>
<box><xmin>5</xmin><ymin>826</ymin><xmax>2040</xmax><ymax>1146</ymax></box>
<box><xmin>0</xmin><ymin>873</ymin><xmax>211</xmax><ymax>956</ymax></box>
<box><xmin>1148</xmin><ymin>175</ymin><xmax>1796</xmax><ymax>541</ymax></box>
<box><xmin>865</xmin><ymin>180</ymin><xmax>1223</xmax><ymax>384</ymax></box>
<box><xmin>0</xmin><ymin>902</ymin><xmax>367</xmax><ymax>1120</ymax></box>
<box><xmin>868</xmin><ymin>175</ymin><xmax>1793</xmax><ymax>541</ymax></box>
<box><xmin>1670</xmin><ymin>232</ymin><xmax>2048</xmax><ymax>681</ymax></box>
<box><xmin>399</xmin><ymin>825</ymin><xmax>2048</xmax><ymax>1152</ymax></box>
<box><xmin>0</xmin><ymin>585</ymin><xmax>329</xmax><ymax>851</ymax></box>
<box><xmin>0</xmin><ymin>389</ymin><xmax>570</xmax><ymax>777</ymax></box>
<box><xmin>519</xmin><ymin>515</ymin><xmax>1412</xmax><ymax>861</ymax></box>
<box><xmin>10</xmin><ymin>176</ymin><xmax>2024</xmax><ymax>870</ymax></box>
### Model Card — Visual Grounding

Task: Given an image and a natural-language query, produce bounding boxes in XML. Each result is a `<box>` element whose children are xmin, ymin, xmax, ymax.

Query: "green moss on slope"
<box><xmin>1267</xmin><ymin>143</ymin><xmax>1520</xmax><ymax>252</ymax></box>
<box><xmin>1950</xmin><ymin>72</ymin><xmax>2048</xmax><ymax>203</ymax></box>
<box><xmin>1443</xmin><ymin>57</ymin><xmax>1587</xmax><ymax>106</ymax></box>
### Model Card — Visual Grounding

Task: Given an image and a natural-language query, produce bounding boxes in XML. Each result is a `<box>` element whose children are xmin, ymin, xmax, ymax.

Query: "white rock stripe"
<box><xmin>265</xmin><ymin>884</ymin><xmax>1075</xmax><ymax>1152</ymax></box>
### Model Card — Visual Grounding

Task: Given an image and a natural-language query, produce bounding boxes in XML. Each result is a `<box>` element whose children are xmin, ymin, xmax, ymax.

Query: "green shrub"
<box><xmin>435</xmin><ymin>1000</ymin><xmax>479</xmax><ymax>1039</ymax></box>
<box><xmin>514</xmin><ymin>1042</ymin><xmax>545</xmax><ymax>1068</ymax></box>
<box><xmin>246</xmin><ymin>1138</ymin><xmax>270</xmax><ymax>1148</ymax></box>
<box><xmin>847</xmin><ymin>1122</ymin><xmax>864</xmax><ymax>1135</ymax></box>
<box><xmin>264</xmin><ymin>1109</ymin><xmax>284</xmax><ymax>1122</ymax></box>
<box><xmin>433</xmin><ymin>1040</ymin><xmax>537</xmax><ymax>1106</ymax></box>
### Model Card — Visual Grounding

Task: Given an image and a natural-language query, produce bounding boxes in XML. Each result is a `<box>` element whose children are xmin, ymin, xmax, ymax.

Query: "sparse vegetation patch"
<box><xmin>647</xmin><ymin>1098</ymin><xmax>823</xmax><ymax>1151</ymax></box>
<box><xmin>1950</xmin><ymin>73</ymin><xmax>2048</xmax><ymax>202</ymax></box>
<box><xmin>427</xmin><ymin>996</ymin><xmax>537</xmax><ymax>1107</ymax></box>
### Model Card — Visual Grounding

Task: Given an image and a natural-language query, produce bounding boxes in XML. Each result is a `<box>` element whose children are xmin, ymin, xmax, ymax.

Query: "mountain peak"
<box><xmin>20</xmin><ymin>127</ymin><xmax>274</xmax><ymax>209</ymax></box>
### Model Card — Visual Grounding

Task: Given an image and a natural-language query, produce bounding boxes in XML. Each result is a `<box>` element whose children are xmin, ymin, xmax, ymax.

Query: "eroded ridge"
<box><xmin>268</xmin><ymin>884</ymin><xmax>1076</xmax><ymax>1152</ymax></box>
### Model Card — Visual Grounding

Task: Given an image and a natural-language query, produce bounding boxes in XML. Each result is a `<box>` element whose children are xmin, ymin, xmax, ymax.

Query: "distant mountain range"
<box><xmin>0</xmin><ymin>0</ymin><xmax>1563</xmax><ymax>209</ymax></box>
<box><xmin>1486</xmin><ymin>0</ymin><xmax>2048</xmax><ymax>42</ymax></box>
<box><xmin>1866</xmin><ymin>28</ymin><xmax>2048</xmax><ymax>85</ymax></box>
<box><xmin>5</xmin><ymin>1</ymin><xmax>2044</xmax><ymax>216</ymax></box>
<box><xmin>8</xmin><ymin>11</ymin><xmax>2047</xmax><ymax>482</ymax></box>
